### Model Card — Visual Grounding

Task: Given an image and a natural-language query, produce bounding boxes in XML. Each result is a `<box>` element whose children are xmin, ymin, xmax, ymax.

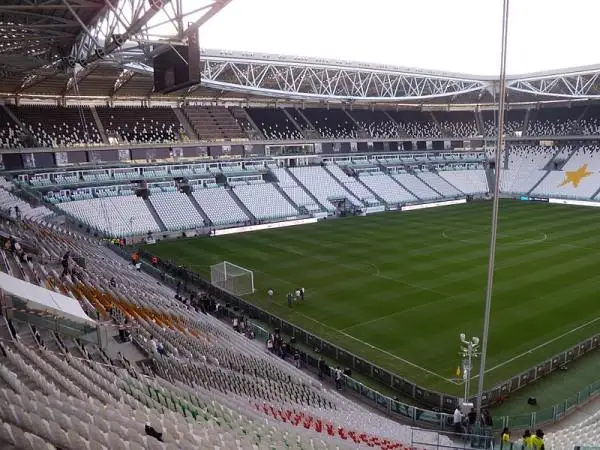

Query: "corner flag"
<box><xmin>455</xmin><ymin>366</ymin><xmax>461</xmax><ymax>378</ymax></box>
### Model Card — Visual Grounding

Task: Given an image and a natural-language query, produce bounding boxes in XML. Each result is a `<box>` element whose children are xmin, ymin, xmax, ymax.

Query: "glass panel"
<box><xmin>535</xmin><ymin>406</ymin><xmax>555</xmax><ymax>425</ymax></box>
<box><xmin>391</xmin><ymin>400</ymin><xmax>413</xmax><ymax>419</ymax></box>
<box><xmin>508</xmin><ymin>414</ymin><xmax>531</xmax><ymax>429</ymax></box>
<box><xmin>566</xmin><ymin>393</ymin><xmax>578</xmax><ymax>410</ymax></box>
<box><xmin>415</xmin><ymin>408</ymin><xmax>441</xmax><ymax>426</ymax></box>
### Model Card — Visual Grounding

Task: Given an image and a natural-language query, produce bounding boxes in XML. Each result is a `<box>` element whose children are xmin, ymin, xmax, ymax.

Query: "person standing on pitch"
<box><xmin>295</xmin><ymin>288</ymin><xmax>301</xmax><ymax>302</ymax></box>
<box><xmin>267</xmin><ymin>288</ymin><xmax>273</xmax><ymax>301</ymax></box>
<box><xmin>287</xmin><ymin>292</ymin><xmax>293</xmax><ymax>308</ymax></box>
<box><xmin>300</xmin><ymin>287</ymin><xmax>305</xmax><ymax>301</ymax></box>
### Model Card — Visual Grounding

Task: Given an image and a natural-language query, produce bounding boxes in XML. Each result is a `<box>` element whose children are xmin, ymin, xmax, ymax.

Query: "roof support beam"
<box><xmin>180</xmin><ymin>0</ymin><xmax>233</xmax><ymax>40</ymax></box>
<box><xmin>62</xmin><ymin>62</ymin><xmax>101</xmax><ymax>95</ymax></box>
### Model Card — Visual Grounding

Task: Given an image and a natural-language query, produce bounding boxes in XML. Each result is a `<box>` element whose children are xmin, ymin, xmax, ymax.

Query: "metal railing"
<box><xmin>130</xmin><ymin>249</ymin><xmax>600</xmax><ymax>434</ymax></box>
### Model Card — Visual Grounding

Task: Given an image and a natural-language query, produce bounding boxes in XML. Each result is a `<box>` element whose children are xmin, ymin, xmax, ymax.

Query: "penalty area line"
<box><xmin>471</xmin><ymin>315</ymin><xmax>600</xmax><ymax>381</ymax></box>
<box><xmin>295</xmin><ymin>311</ymin><xmax>459</xmax><ymax>385</ymax></box>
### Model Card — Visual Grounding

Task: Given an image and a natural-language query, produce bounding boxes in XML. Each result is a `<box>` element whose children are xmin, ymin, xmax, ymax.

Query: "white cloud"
<box><xmin>198</xmin><ymin>0</ymin><xmax>600</xmax><ymax>76</ymax></box>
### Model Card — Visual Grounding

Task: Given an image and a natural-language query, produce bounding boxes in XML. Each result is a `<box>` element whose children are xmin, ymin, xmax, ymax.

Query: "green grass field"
<box><xmin>147</xmin><ymin>200</ymin><xmax>600</xmax><ymax>396</ymax></box>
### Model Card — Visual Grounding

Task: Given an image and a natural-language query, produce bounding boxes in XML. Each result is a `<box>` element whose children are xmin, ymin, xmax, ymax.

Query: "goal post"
<box><xmin>210</xmin><ymin>261</ymin><xmax>255</xmax><ymax>296</ymax></box>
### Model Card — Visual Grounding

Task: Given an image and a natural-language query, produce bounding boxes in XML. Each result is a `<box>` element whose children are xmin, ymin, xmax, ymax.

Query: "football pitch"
<box><xmin>148</xmin><ymin>200</ymin><xmax>600</xmax><ymax>396</ymax></box>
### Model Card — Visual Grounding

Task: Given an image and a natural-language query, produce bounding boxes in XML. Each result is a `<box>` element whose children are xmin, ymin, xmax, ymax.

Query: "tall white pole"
<box><xmin>466</xmin><ymin>343</ymin><xmax>472</xmax><ymax>402</ymax></box>
<box><xmin>476</xmin><ymin>0</ymin><xmax>511</xmax><ymax>419</ymax></box>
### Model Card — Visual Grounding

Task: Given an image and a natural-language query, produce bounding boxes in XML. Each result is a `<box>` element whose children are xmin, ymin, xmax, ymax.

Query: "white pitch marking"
<box><xmin>295</xmin><ymin>311</ymin><xmax>458</xmax><ymax>385</ymax></box>
<box><xmin>471</xmin><ymin>315</ymin><xmax>600</xmax><ymax>380</ymax></box>
<box><xmin>441</xmin><ymin>230</ymin><xmax>548</xmax><ymax>246</ymax></box>
<box><xmin>341</xmin><ymin>295</ymin><xmax>458</xmax><ymax>333</ymax></box>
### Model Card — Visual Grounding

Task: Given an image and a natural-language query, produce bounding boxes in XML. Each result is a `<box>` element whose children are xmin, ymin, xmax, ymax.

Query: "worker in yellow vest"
<box><xmin>522</xmin><ymin>430</ymin><xmax>533</xmax><ymax>448</ymax></box>
<box><xmin>501</xmin><ymin>427</ymin><xmax>510</xmax><ymax>444</ymax></box>
<box><xmin>530</xmin><ymin>429</ymin><xmax>545</xmax><ymax>450</ymax></box>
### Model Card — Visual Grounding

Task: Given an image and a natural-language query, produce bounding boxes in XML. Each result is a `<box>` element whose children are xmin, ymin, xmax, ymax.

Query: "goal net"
<box><xmin>210</xmin><ymin>261</ymin><xmax>255</xmax><ymax>296</ymax></box>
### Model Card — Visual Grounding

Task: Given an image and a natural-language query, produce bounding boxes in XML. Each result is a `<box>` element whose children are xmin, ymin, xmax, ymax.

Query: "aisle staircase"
<box><xmin>186</xmin><ymin>192</ymin><xmax>212</xmax><ymax>226</ymax></box>
<box><xmin>143</xmin><ymin>198</ymin><xmax>167</xmax><ymax>232</ymax></box>
<box><xmin>226</xmin><ymin>188</ymin><xmax>256</xmax><ymax>222</ymax></box>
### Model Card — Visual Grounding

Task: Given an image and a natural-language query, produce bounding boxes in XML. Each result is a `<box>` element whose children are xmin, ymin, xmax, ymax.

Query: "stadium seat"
<box><xmin>232</xmin><ymin>182</ymin><xmax>298</xmax><ymax>221</ymax></box>
<box><xmin>191</xmin><ymin>186</ymin><xmax>249</xmax><ymax>225</ymax></box>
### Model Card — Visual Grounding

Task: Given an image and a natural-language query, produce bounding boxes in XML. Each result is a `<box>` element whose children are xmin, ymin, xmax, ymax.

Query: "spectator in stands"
<box><xmin>13</xmin><ymin>241</ymin><xmax>22</xmax><ymax>258</ymax></box>
<box><xmin>149</xmin><ymin>335</ymin><xmax>158</xmax><ymax>354</ymax></box>
<box><xmin>531</xmin><ymin>429</ymin><xmax>544</xmax><ymax>450</ymax></box>
<box><xmin>267</xmin><ymin>336</ymin><xmax>274</xmax><ymax>353</ymax></box>
<box><xmin>501</xmin><ymin>427</ymin><xmax>510</xmax><ymax>444</ymax></box>
<box><xmin>60</xmin><ymin>251</ymin><xmax>70</xmax><ymax>278</ymax></box>
<box><xmin>293</xmin><ymin>350</ymin><xmax>301</xmax><ymax>369</ymax></box>
<box><xmin>110</xmin><ymin>277</ymin><xmax>116</xmax><ymax>287</ymax></box>
<box><xmin>131</xmin><ymin>251</ymin><xmax>139</xmax><ymax>266</ymax></box>
<box><xmin>151</xmin><ymin>255</ymin><xmax>159</xmax><ymax>267</ymax></box>
<box><xmin>14</xmin><ymin>205</ymin><xmax>20</xmax><ymax>219</ymax></box>
<box><xmin>453</xmin><ymin>406</ymin><xmax>464</xmax><ymax>434</ymax></box>
<box><xmin>156</xmin><ymin>340</ymin><xmax>165</xmax><ymax>356</ymax></box>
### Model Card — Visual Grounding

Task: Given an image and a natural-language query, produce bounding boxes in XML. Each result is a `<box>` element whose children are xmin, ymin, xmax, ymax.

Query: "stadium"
<box><xmin>1</xmin><ymin>0</ymin><xmax>600</xmax><ymax>449</ymax></box>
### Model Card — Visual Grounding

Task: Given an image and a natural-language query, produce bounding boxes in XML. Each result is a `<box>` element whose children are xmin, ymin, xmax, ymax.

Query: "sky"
<box><xmin>195</xmin><ymin>0</ymin><xmax>600</xmax><ymax>76</ymax></box>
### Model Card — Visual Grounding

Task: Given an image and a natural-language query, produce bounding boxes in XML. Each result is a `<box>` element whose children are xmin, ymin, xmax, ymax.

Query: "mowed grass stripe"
<box><xmin>148</xmin><ymin>200</ymin><xmax>600</xmax><ymax>394</ymax></box>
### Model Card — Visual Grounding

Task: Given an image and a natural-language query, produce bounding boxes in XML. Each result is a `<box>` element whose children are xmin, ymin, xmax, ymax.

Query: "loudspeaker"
<box><xmin>527</xmin><ymin>397</ymin><xmax>537</xmax><ymax>405</ymax></box>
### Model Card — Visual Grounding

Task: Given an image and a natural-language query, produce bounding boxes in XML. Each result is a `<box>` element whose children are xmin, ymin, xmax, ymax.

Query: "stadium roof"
<box><xmin>2</xmin><ymin>0</ymin><xmax>600</xmax><ymax>106</ymax></box>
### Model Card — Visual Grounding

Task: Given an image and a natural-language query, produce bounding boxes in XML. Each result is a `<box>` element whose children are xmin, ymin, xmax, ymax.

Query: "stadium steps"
<box><xmin>322</xmin><ymin>165</ymin><xmax>366</xmax><ymax>206</ymax></box>
<box><xmin>355</xmin><ymin>175</ymin><xmax>387</xmax><ymax>205</ymax></box>
<box><xmin>272</xmin><ymin>183</ymin><xmax>303</xmax><ymax>215</ymax></box>
<box><xmin>485</xmin><ymin>168</ymin><xmax>495</xmax><ymax>193</ymax></box>
<box><xmin>285</xmin><ymin>168</ymin><xmax>327</xmax><ymax>211</ymax></box>
<box><xmin>475</xmin><ymin>110</ymin><xmax>485</xmax><ymax>135</ymax></box>
<box><xmin>0</xmin><ymin>104</ymin><xmax>27</xmax><ymax>133</ymax></box>
<box><xmin>89</xmin><ymin>106</ymin><xmax>108</xmax><ymax>144</ymax></box>
<box><xmin>282</xmin><ymin>108</ymin><xmax>308</xmax><ymax>139</ymax></box>
<box><xmin>382</xmin><ymin>110</ymin><xmax>403</xmax><ymax>134</ymax></box>
<box><xmin>143</xmin><ymin>198</ymin><xmax>167</xmax><ymax>232</ymax></box>
<box><xmin>225</xmin><ymin>188</ymin><xmax>256</xmax><ymax>222</ymax></box>
<box><xmin>431</xmin><ymin>171</ymin><xmax>465</xmax><ymax>195</ymax></box>
<box><xmin>413</xmin><ymin>173</ymin><xmax>444</xmax><ymax>197</ymax></box>
<box><xmin>186</xmin><ymin>192</ymin><xmax>213</xmax><ymax>226</ymax></box>
<box><xmin>543</xmin><ymin>146</ymin><xmax>569</xmax><ymax>170</ymax></box>
<box><xmin>389</xmin><ymin>175</ymin><xmax>423</xmax><ymax>201</ymax></box>
<box><xmin>293</xmin><ymin>108</ymin><xmax>321</xmax><ymax>138</ymax></box>
<box><xmin>172</xmin><ymin>108</ymin><xmax>198</xmax><ymax>140</ymax></box>
<box><xmin>428</xmin><ymin>111</ymin><xmax>443</xmax><ymax>136</ymax></box>
<box><xmin>526</xmin><ymin>170</ymin><xmax>551</xmax><ymax>196</ymax></box>
<box><xmin>343</xmin><ymin>109</ymin><xmax>360</xmax><ymax>128</ymax></box>
<box><xmin>561</xmin><ymin>146</ymin><xmax>585</xmax><ymax>168</ymax></box>
<box><xmin>523</xmin><ymin>108</ymin><xmax>533</xmax><ymax>134</ymax></box>
<box><xmin>590</xmin><ymin>185</ymin><xmax>600</xmax><ymax>200</ymax></box>
<box><xmin>232</xmin><ymin>107</ymin><xmax>264</xmax><ymax>139</ymax></box>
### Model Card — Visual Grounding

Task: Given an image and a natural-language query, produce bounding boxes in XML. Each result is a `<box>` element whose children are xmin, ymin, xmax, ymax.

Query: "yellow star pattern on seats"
<box><xmin>559</xmin><ymin>164</ymin><xmax>592</xmax><ymax>188</ymax></box>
